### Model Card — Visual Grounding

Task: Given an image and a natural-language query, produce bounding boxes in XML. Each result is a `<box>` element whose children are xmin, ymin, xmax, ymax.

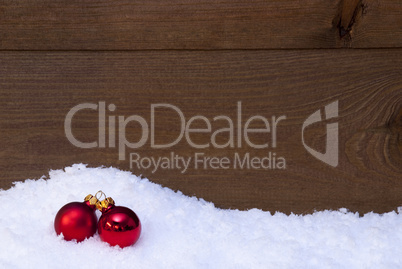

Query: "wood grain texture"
<box><xmin>0</xmin><ymin>50</ymin><xmax>400</xmax><ymax>214</ymax></box>
<box><xmin>0</xmin><ymin>0</ymin><xmax>401</xmax><ymax>50</ymax></box>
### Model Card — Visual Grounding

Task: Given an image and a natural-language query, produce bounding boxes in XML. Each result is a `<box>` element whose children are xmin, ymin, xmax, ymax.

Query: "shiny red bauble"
<box><xmin>98</xmin><ymin>204</ymin><xmax>141</xmax><ymax>248</ymax></box>
<box><xmin>54</xmin><ymin>200</ymin><xmax>98</xmax><ymax>242</ymax></box>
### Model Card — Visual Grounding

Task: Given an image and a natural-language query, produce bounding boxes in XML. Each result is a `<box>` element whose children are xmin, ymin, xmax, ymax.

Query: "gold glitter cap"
<box><xmin>96</xmin><ymin>197</ymin><xmax>115</xmax><ymax>211</ymax></box>
<box><xmin>84</xmin><ymin>194</ymin><xmax>98</xmax><ymax>206</ymax></box>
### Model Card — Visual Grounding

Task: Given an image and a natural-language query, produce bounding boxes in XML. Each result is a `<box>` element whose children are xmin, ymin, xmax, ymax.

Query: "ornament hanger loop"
<box><xmin>95</xmin><ymin>190</ymin><xmax>106</xmax><ymax>201</ymax></box>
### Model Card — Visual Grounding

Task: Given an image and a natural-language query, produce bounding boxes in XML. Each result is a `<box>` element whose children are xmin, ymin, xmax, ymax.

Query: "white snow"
<box><xmin>0</xmin><ymin>164</ymin><xmax>401</xmax><ymax>268</ymax></box>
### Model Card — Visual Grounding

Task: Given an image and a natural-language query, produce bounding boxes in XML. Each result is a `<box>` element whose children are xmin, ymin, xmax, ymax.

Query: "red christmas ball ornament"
<box><xmin>54</xmin><ymin>194</ymin><xmax>98</xmax><ymax>242</ymax></box>
<box><xmin>96</xmin><ymin>196</ymin><xmax>141</xmax><ymax>248</ymax></box>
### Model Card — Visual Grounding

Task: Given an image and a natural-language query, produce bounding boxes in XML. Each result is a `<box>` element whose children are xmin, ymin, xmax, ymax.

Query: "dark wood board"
<box><xmin>0</xmin><ymin>0</ymin><xmax>401</xmax><ymax>50</ymax></box>
<box><xmin>0</xmin><ymin>50</ymin><xmax>400</xmax><ymax>214</ymax></box>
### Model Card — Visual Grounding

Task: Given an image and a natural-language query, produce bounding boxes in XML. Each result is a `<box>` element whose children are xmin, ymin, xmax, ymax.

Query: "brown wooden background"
<box><xmin>0</xmin><ymin>0</ymin><xmax>401</xmax><ymax>214</ymax></box>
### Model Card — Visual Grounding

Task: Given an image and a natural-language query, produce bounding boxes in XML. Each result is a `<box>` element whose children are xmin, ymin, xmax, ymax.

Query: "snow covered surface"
<box><xmin>0</xmin><ymin>164</ymin><xmax>401</xmax><ymax>268</ymax></box>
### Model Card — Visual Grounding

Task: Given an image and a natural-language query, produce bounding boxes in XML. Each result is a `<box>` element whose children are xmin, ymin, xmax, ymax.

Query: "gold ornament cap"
<box><xmin>96</xmin><ymin>197</ymin><xmax>115</xmax><ymax>212</ymax></box>
<box><xmin>84</xmin><ymin>194</ymin><xmax>98</xmax><ymax>206</ymax></box>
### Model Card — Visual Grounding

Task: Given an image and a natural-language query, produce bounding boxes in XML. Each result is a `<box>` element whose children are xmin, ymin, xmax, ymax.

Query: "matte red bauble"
<box><xmin>54</xmin><ymin>194</ymin><xmax>98</xmax><ymax>242</ymax></box>
<box><xmin>97</xmin><ymin>197</ymin><xmax>141</xmax><ymax>248</ymax></box>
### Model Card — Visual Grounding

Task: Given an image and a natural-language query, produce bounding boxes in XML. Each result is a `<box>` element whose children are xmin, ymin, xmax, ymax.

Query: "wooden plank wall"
<box><xmin>0</xmin><ymin>0</ymin><xmax>401</xmax><ymax>214</ymax></box>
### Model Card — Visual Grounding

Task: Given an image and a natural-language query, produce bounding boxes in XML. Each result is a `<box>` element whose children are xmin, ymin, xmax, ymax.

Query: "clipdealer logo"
<box><xmin>64</xmin><ymin>101</ymin><xmax>338</xmax><ymax>173</ymax></box>
<box><xmin>302</xmin><ymin>101</ymin><xmax>338</xmax><ymax>167</ymax></box>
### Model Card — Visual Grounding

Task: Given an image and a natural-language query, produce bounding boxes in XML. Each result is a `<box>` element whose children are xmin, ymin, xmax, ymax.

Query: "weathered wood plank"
<box><xmin>0</xmin><ymin>0</ymin><xmax>401</xmax><ymax>50</ymax></box>
<box><xmin>0</xmin><ymin>50</ymin><xmax>401</xmax><ymax>214</ymax></box>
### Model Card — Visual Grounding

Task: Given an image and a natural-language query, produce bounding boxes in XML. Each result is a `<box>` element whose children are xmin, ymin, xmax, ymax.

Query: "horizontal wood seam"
<box><xmin>1</xmin><ymin>48</ymin><xmax>402</xmax><ymax>52</ymax></box>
